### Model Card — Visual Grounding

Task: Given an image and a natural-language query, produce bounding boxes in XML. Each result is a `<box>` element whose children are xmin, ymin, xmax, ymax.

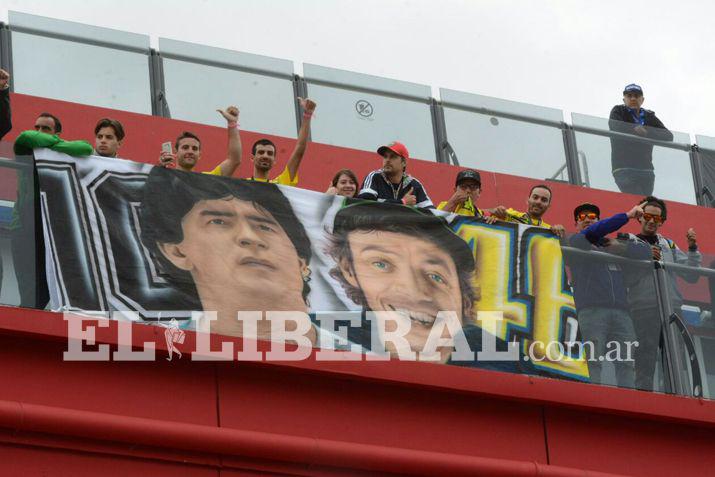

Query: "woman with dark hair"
<box><xmin>326</xmin><ymin>169</ymin><xmax>358</xmax><ymax>198</ymax></box>
<box><xmin>139</xmin><ymin>167</ymin><xmax>314</xmax><ymax>340</ymax></box>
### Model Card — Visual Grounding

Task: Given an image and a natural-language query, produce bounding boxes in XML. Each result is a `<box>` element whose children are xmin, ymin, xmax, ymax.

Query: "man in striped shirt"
<box><xmin>357</xmin><ymin>141</ymin><xmax>433</xmax><ymax>208</ymax></box>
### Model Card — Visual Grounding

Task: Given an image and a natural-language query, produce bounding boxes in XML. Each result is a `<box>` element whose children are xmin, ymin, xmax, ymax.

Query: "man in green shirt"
<box><xmin>11</xmin><ymin>114</ymin><xmax>93</xmax><ymax>308</ymax></box>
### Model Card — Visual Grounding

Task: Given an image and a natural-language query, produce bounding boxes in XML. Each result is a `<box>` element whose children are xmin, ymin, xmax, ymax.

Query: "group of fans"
<box><xmin>0</xmin><ymin>67</ymin><xmax>705</xmax><ymax>391</ymax></box>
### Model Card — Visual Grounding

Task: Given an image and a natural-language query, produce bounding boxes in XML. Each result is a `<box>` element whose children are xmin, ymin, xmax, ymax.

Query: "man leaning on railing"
<box><xmin>608</xmin><ymin>83</ymin><xmax>673</xmax><ymax>196</ymax></box>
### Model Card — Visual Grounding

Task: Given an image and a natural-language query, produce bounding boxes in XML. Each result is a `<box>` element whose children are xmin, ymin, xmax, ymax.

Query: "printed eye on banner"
<box><xmin>355</xmin><ymin>100</ymin><xmax>374</xmax><ymax>120</ymax></box>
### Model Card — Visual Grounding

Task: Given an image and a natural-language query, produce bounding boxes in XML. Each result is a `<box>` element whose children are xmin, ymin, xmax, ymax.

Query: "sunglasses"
<box><xmin>642</xmin><ymin>213</ymin><xmax>663</xmax><ymax>224</ymax></box>
<box><xmin>577</xmin><ymin>212</ymin><xmax>599</xmax><ymax>221</ymax></box>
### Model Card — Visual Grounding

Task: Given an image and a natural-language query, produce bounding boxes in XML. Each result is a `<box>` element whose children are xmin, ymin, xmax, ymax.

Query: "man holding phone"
<box><xmin>157</xmin><ymin>105</ymin><xmax>241</xmax><ymax>176</ymax></box>
<box><xmin>623</xmin><ymin>196</ymin><xmax>701</xmax><ymax>390</ymax></box>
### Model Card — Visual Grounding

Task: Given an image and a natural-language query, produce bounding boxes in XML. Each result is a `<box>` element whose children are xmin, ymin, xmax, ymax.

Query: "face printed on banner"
<box><xmin>158</xmin><ymin>196</ymin><xmax>308</xmax><ymax>312</ymax></box>
<box><xmin>339</xmin><ymin>230</ymin><xmax>465</xmax><ymax>362</ymax></box>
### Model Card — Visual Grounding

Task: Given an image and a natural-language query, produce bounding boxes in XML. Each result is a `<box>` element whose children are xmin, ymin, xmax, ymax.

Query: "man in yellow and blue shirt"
<box><xmin>489</xmin><ymin>184</ymin><xmax>566</xmax><ymax>238</ymax></box>
<box><xmin>438</xmin><ymin>169</ymin><xmax>486</xmax><ymax>217</ymax></box>
<box><xmin>246</xmin><ymin>97</ymin><xmax>316</xmax><ymax>187</ymax></box>
<box><xmin>158</xmin><ymin>105</ymin><xmax>242</xmax><ymax>177</ymax></box>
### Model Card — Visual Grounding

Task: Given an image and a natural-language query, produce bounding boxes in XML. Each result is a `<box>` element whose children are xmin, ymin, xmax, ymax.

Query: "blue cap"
<box><xmin>623</xmin><ymin>83</ymin><xmax>643</xmax><ymax>95</ymax></box>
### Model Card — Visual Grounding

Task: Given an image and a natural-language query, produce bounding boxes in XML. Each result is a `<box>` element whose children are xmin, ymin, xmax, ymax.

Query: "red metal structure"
<box><xmin>1</xmin><ymin>94</ymin><xmax>715</xmax><ymax>476</ymax></box>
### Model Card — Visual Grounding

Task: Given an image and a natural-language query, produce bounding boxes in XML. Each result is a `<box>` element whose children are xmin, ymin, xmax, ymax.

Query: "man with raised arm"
<box><xmin>567</xmin><ymin>202</ymin><xmax>650</xmax><ymax>388</ymax></box>
<box><xmin>623</xmin><ymin>196</ymin><xmax>701</xmax><ymax>391</ymax></box>
<box><xmin>357</xmin><ymin>141</ymin><xmax>433</xmax><ymax>208</ymax></box>
<box><xmin>158</xmin><ymin>106</ymin><xmax>242</xmax><ymax>176</ymax></box>
<box><xmin>246</xmin><ymin>97</ymin><xmax>316</xmax><ymax>186</ymax></box>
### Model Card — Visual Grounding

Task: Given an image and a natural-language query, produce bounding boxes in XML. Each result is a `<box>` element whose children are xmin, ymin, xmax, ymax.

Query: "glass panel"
<box><xmin>161</xmin><ymin>58</ymin><xmax>297</xmax><ymax>138</ymax></box>
<box><xmin>304</xmin><ymin>64</ymin><xmax>435</xmax><ymax>162</ymax></box>
<box><xmin>562</xmin><ymin>235</ymin><xmax>666</xmax><ymax>393</ymax></box>
<box><xmin>440</xmin><ymin>89</ymin><xmax>567</xmax><ymax>180</ymax></box>
<box><xmin>572</xmin><ymin>113</ymin><xmax>695</xmax><ymax>204</ymax></box>
<box><xmin>441</xmin><ymin>88</ymin><xmax>564</xmax><ymax>123</ymax></box>
<box><xmin>11</xmin><ymin>32</ymin><xmax>151</xmax><ymax>114</ymax></box>
<box><xmin>159</xmin><ymin>38</ymin><xmax>294</xmax><ymax>77</ymax></box>
<box><xmin>0</xmin><ymin>142</ymin><xmax>41</xmax><ymax>308</ymax></box>
<box><xmin>660</xmin><ymin>253</ymin><xmax>715</xmax><ymax>399</ymax></box>
<box><xmin>9</xmin><ymin>11</ymin><xmax>149</xmax><ymax>50</ymax></box>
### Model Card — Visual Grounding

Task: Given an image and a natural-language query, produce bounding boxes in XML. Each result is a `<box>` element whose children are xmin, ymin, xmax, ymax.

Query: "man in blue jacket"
<box><xmin>567</xmin><ymin>202</ymin><xmax>650</xmax><ymax>388</ymax></box>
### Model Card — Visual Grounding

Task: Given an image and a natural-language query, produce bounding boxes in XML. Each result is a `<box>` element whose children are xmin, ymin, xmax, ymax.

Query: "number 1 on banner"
<box><xmin>521</xmin><ymin>229</ymin><xmax>586</xmax><ymax>379</ymax></box>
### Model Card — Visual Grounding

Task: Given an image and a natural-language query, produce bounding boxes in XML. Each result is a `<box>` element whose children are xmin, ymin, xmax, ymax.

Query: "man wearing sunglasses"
<box><xmin>437</xmin><ymin>169</ymin><xmax>497</xmax><ymax>223</ymax></box>
<box><xmin>567</xmin><ymin>202</ymin><xmax>650</xmax><ymax>388</ymax></box>
<box><xmin>623</xmin><ymin>196</ymin><xmax>701</xmax><ymax>391</ymax></box>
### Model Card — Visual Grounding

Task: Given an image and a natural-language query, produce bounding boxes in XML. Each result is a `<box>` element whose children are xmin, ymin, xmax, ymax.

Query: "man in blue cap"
<box><xmin>608</xmin><ymin>83</ymin><xmax>673</xmax><ymax>195</ymax></box>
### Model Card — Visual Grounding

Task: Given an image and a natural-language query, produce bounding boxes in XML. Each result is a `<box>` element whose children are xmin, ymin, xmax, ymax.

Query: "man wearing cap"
<box><xmin>438</xmin><ymin>169</ymin><xmax>489</xmax><ymax>219</ymax></box>
<box><xmin>357</xmin><ymin>141</ymin><xmax>433</xmax><ymax>208</ymax></box>
<box><xmin>567</xmin><ymin>202</ymin><xmax>650</xmax><ymax>388</ymax></box>
<box><xmin>609</xmin><ymin>83</ymin><xmax>673</xmax><ymax>195</ymax></box>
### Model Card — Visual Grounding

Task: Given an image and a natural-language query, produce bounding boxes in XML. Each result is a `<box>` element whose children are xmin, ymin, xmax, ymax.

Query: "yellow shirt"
<box><xmin>246</xmin><ymin>166</ymin><xmax>298</xmax><ymax>186</ymax></box>
<box><xmin>504</xmin><ymin>208</ymin><xmax>550</xmax><ymax>227</ymax></box>
<box><xmin>437</xmin><ymin>197</ymin><xmax>484</xmax><ymax>217</ymax></box>
<box><xmin>202</xmin><ymin>165</ymin><xmax>223</xmax><ymax>176</ymax></box>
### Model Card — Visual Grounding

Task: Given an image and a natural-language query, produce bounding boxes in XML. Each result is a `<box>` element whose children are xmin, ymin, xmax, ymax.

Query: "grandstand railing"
<box><xmin>1</xmin><ymin>11</ymin><xmax>714</xmax><ymax>206</ymax></box>
<box><xmin>1</xmin><ymin>142</ymin><xmax>713</xmax><ymax>400</ymax></box>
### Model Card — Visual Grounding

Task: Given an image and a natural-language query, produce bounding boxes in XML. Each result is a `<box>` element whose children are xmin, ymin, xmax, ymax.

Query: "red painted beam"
<box><xmin>1</xmin><ymin>305</ymin><xmax>714</xmax><ymax>429</ymax></box>
<box><xmin>0</xmin><ymin>399</ymin><xmax>624</xmax><ymax>477</ymax></box>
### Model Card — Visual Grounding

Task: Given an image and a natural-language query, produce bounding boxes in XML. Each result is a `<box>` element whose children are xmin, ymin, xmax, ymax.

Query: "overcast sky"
<box><xmin>1</xmin><ymin>0</ymin><xmax>713</xmax><ymax>139</ymax></box>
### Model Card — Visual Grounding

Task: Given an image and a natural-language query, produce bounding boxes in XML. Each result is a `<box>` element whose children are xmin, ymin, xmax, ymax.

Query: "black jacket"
<box><xmin>0</xmin><ymin>87</ymin><xmax>11</xmax><ymax>141</ymax></box>
<box><xmin>357</xmin><ymin>169</ymin><xmax>433</xmax><ymax>208</ymax></box>
<box><xmin>608</xmin><ymin>104</ymin><xmax>673</xmax><ymax>171</ymax></box>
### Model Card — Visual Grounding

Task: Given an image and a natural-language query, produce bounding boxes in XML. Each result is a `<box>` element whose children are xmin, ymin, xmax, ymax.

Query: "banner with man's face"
<box><xmin>34</xmin><ymin>149</ymin><xmax>587</xmax><ymax>380</ymax></box>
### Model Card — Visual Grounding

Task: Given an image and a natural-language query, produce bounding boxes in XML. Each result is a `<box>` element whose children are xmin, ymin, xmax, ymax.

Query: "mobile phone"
<box><xmin>161</xmin><ymin>142</ymin><xmax>173</xmax><ymax>154</ymax></box>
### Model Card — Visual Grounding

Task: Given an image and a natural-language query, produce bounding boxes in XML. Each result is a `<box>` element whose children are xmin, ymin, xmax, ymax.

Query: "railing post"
<box><xmin>562</xmin><ymin>123</ymin><xmax>582</xmax><ymax>186</ymax></box>
<box><xmin>148</xmin><ymin>49</ymin><xmax>170</xmax><ymax>118</ymax></box>
<box><xmin>0</xmin><ymin>23</ymin><xmax>12</xmax><ymax>91</ymax></box>
<box><xmin>690</xmin><ymin>144</ymin><xmax>707</xmax><ymax>207</ymax></box>
<box><xmin>430</xmin><ymin>98</ymin><xmax>448</xmax><ymax>164</ymax></box>
<box><xmin>652</xmin><ymin>263</ymin><xmax>686</xmax><ymax>395</ymax></box>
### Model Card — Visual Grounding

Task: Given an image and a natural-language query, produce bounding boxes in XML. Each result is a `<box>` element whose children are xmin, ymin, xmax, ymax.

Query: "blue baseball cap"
<box><xmin>623</xmin><ymin>83</ymin><xmax>643</xmax><ymax>95</ymax></box>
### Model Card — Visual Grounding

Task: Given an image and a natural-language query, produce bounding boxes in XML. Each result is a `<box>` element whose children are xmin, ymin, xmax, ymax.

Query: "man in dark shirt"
<box><xmin>567</xmin><ymin>202</ymin><xmax>650</xmax><ymax>388</ymax></box>
<box><xmin>357</xmin><ymin>141</ymin><xmax>433</xmax><ymax>208</ymax></box>
<box><xmin>0</xmin><ymin>69</ymin><xmax>11</xmax><ymax>141</ymax></box>
<box><xmin>608</xmin><ymin>83</ymin><xmax>673</xmax><ymax>196</ymax></box>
